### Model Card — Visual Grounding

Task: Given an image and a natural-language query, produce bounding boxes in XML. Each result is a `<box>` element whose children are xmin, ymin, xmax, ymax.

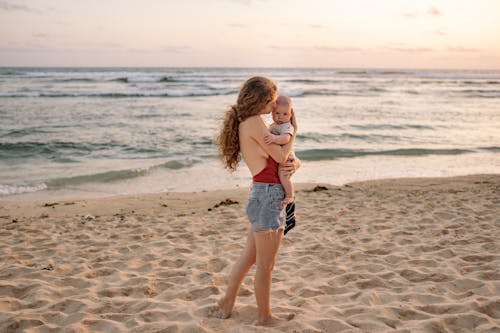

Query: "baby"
<box><xmin>264</xmin><ymin>95</ymin><xmax>296</xmax><ymax>205</ymax></box>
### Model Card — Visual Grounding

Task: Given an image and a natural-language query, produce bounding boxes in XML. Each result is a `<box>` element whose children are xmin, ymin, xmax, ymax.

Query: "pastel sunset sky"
<box><xmin>1</xmin><ymin>0</ymin><xmax>499</xmax><ymax>68</ymax></box>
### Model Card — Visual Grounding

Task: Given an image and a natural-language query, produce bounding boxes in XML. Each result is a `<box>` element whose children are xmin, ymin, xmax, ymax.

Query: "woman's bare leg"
<box><xmin>218</xmin><ymin>228</ymin><xmax>256</xmax><ymax>318</ymax></box>
<box><xmin>254</xmin><ymin>229</ymin><xmax>283</xmax><ymax>324</ymax></box>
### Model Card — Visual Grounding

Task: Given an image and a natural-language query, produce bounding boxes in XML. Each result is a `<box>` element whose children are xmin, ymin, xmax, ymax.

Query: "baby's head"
<box><xmin>272</xmin><ymin>95</ymin><xmax>293</xmax><ymax>125</ymax></box>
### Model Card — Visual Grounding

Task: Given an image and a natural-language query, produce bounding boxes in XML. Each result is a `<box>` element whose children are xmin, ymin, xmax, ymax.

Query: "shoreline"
<box><xmin>1</xmin><ymin>173</ymin><xmax>499</xmax><ymax>216</ymax></box>
<box><xmin>1</xmin><ymin>171</ymin><xmax>499</xmax><ymax>204</ymax></box>
<box><xmin>1</xmin><ymin>174</ymin><xmax>499</xmax><ymax>332</ymax></box>
<box><xmin>3</xmin><ymin>149</ymin><xmax>500</xmax><ymax>201</ymax></box>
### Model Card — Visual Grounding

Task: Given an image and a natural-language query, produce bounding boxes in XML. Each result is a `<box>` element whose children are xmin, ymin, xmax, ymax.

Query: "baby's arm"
<box><xmin>264</xmin><ymin>133</ymin><xmax>292</xmax><ymax>145</ymax></box>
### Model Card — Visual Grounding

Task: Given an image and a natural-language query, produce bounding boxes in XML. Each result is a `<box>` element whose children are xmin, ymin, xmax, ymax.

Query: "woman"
<box><xmin>215</xmin><ymin>76</ymin><xmax>299</xmax><ymax>324</ymax></box>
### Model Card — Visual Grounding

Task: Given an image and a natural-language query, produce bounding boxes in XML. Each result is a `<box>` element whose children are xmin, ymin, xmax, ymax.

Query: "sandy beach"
<box><xmin>1</xmin><ymin>174</ymin><xmax>499</xmax><ymax>333</ymax></box>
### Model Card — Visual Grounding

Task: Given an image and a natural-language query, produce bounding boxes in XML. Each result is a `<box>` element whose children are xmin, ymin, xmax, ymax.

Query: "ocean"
<box><xmin>1</xmin><ymin>67</ymin><xmax>499</xmax><ymax>199</ymax></box>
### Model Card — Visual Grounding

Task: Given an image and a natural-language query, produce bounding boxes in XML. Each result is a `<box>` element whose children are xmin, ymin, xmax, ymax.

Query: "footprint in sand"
<box><xmin>183</xmin><ymin>286</ymin><xmax>220</xmax><ymax>301</ymax></box>
<box><xmin>207</xmin><ymin>258</ymin><xmax>228</xmax><ymax>272</ymax></box>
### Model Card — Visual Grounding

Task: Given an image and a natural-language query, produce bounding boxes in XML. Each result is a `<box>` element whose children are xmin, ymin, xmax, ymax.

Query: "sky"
<box><xmin>1</xmin><ymin>0</ymin><xmax>499</xmax><ymax>69</ymax></box>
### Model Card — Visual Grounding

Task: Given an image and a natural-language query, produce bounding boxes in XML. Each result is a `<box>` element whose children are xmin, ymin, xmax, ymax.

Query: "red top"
<box><xmin>252</xmin><ymin>155</ymin><xmax>280</xmax><ymax>184</ymax></box>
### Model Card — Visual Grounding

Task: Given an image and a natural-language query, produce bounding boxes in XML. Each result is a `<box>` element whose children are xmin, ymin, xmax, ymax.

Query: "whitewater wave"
<box><xmin>45</xmin><ymin>159</ymin><xmax>200</xmax><ymax>187</ymax></box>
<box><xmin>0</xmin><ymin>158</ymin><xmax>202</xmax><ymax>196</ymax></box>
<box><xmin>0</xmin><ymin>89</ymin><xmax>237</xmax><ymax>98</ymax></box>
<box><xmin>0</xmin><ymin>183</ymin><xmax>48</xmax><ymax>196</ymax></box>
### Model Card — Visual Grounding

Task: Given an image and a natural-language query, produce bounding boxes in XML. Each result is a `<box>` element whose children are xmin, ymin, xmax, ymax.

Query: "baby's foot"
<box><xmin>281</xmin><ymin>196</ymin><xmax>294</xmax><ymax>206</ymax></box>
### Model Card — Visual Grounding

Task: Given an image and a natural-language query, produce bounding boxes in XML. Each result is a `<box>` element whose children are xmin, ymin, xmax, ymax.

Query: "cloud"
<box><xmin>0</xmin><ymin>1</ymin><xmax>37</xmax><ymax>12</ymax></box>
<box><xmin>314</xmin><ymin>46</ymin><xmax>363</xmax><ymax>52</ymax></box>
<box><xmin>0</xmin><ymin>46</ymin><xmax>51</xmax><ymax>53</ymax></box>
<box><xmin>402</xmin><ymin>11</ymin><xmax>418</xmax><ymax>19</ymax></box>
<box><xmin>268</xmin><ymin>45</ymin><xmax>304</xmax><ymax>51</ymax></box>
<box><xmin>80</xmin><ymin>42</ymin><xmax>123</xmax><ymax>50</ymax></box>
<box><xmin>268</xmin><ymin>45</ymin><xmax>363</xmax><ymax>53</ymax></box>
<box><xmin>0</xmin><ymin>42</ymin><xmax>191</xmax><ymax>54</ymax></box>
<box><xmin>402</xmin><ymin>6</ymin><xmax>442</xmax><ymax>19</ymax></box>
<box><xmin>382</xmin><ymin>44</ymin><xmax>478</xmax><ymax>54</ymax></box>
<box><xmin>54</xmin><ymin>20</ymin><xmax>70</xmax><ymax>25</ymax></box>
<box><xmin>384</xmin><ymin>45</ymin><xmax>434</xmax><ymax>53</ymax></box>
<box><xmin>227</xmin><ymin>23</ymin><xmax>247</xmax><ymax>28</ymax></box>
<box><xmin>32</xmin><ymin>33</ymin><xmax>49</xmax><ymax>39</ymax></box>
<box><xmin>128</xmin><ymin>46</ymin><xmax>191</xmax><ymax>54</ymax></box>
<box><xmin>431</xmin><ymin>29</ymin><xmax>447</xmax><ymax>36</ymax></box>
<box><xmin>427</xmin><ymin>6</ymin><xmax>442</xmax><ymax>16</ymax></box>
<box><xmin>229</xmin><ymin>0</ymin><xmax>269</xmax><ymax>6</ymax></box>
<box><xmin>308</xmin><ymin>24</ymin><xmax>326</xmax><ymax>29</ymax></box>
<box><xmin>447</xmin><ymin>46</ymin><xmax>479</xmax><ymax>53</ymax></box>
<box><xmin>229</xmin><ymin>0</ymin><xmax>253</xmax><ymax>5</ymax></box>
<box><xmin>160</xmin><ymin>46</ymin><xmax>191</xmax><ymax>53</ymax></box>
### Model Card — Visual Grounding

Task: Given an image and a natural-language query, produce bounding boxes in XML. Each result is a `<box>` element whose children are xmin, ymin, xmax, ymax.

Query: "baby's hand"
<box><xmin>264</xmin><ymin>134</ymin><xmax>277</xmax><ymax>144</ymax></box>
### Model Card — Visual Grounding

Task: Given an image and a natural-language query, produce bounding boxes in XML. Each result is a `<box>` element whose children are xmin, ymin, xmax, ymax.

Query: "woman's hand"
<box><xmin>280</xmin><ymin>109</ymin><xmax>300</xmax><ymax>176</ymax></box>
<box><xmin>290</xmin><ymin>109</ymin><xmax>297</xmax><ymax>134</ymax></box>
<box><xmin>280</xmin><ymin>155</ymin><xmax>301</xmax><ymax>177</ymax></box>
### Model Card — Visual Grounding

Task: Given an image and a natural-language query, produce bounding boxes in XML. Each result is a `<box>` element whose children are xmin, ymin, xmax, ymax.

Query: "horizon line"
<box><xmin>1</xmin><ymin>65</ymin><xmax>500</xmax><ymax>71</ymax></box>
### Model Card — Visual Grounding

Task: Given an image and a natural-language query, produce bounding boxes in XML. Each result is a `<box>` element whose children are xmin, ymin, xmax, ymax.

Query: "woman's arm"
<box><xmin>280</xmin><ymin>110</ymin><xmax>300</xmax><ymax>175</ymax></box>
<box><xmin>264</xmin><ymin>133</ymin><xmax>292</xmax><ymax>145</ymax></box>
<box><xmin>280</xmin><ymin>155</ymin><xmax>301</xmax><ymax>177</ymax></box>
<box><xmin>250</xmin><ymin>116</ymin><xmax>295</xmax><ymax>164</ymax></box>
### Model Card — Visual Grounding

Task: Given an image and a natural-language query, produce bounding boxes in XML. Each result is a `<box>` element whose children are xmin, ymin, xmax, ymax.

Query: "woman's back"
<box><xmin>239</xmin><ymin>115</ymin><xmax>269</xmax><ymax>176</ymax></box>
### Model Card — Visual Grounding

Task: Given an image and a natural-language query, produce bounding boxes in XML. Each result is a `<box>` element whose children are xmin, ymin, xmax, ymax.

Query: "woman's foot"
<box><xmin>257</xmin><ymin>312</ymin><xmax>295</xmax><ymax>326</ymax></box>
<box><xmin>281</xmin><ymin>196</ymin><xmax>294</xmax><ymax>206</ymax></box>
<box><xmin>213</xmin><ymin>297</ymin><xmax>233</xmax><ymax>319</ymax></box>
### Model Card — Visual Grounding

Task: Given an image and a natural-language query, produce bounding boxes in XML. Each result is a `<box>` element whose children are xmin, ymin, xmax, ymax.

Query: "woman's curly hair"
<box><xmin>216</xmin><ymin>76</ymin><xmax>278</xmax><ymax>171</ymax></box>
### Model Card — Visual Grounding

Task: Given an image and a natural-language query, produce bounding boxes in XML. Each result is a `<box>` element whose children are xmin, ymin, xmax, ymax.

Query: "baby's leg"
<box><xmin>278</xmin><ymin>165</ymin><xmax>294</xmax><ymax>205</ymax></box>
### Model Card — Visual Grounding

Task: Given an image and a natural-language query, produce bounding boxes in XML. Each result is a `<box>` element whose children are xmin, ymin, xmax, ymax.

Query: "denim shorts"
<box><xmin>246</xmin><ymin>182</ymin><xmax>285</xmax><ymax>232</ymax></box>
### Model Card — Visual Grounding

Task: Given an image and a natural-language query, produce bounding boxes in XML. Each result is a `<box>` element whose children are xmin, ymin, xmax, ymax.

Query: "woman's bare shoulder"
<box><xmin>240</xmin><ymin>115</ymin><xmax>266</xmax><ymax>130</ymax></box>
<box><xmin>239</xmin><ymin>115</ymin><xmax>255</xmax><ymax>131</ymax></box>
<box><xmin>241</xmin><ymin>114</ymin><xmax>262</xmax><ymax>124</ymax></box>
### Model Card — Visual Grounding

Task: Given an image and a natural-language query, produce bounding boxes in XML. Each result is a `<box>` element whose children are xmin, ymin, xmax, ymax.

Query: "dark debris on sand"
<box><xmin>41</xmin><ymin>264</ymin><xmax>54</xmax><ymax>271</ymax></box>
<box><xmin>208</xmin><ymin>199</ymin><xmax>239</xmax><ymax>211</ymax></box>
<box><xmin>312</xmin><ymin>185</ymin><xmax>329</xmax><ymax>192</ymax></box>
